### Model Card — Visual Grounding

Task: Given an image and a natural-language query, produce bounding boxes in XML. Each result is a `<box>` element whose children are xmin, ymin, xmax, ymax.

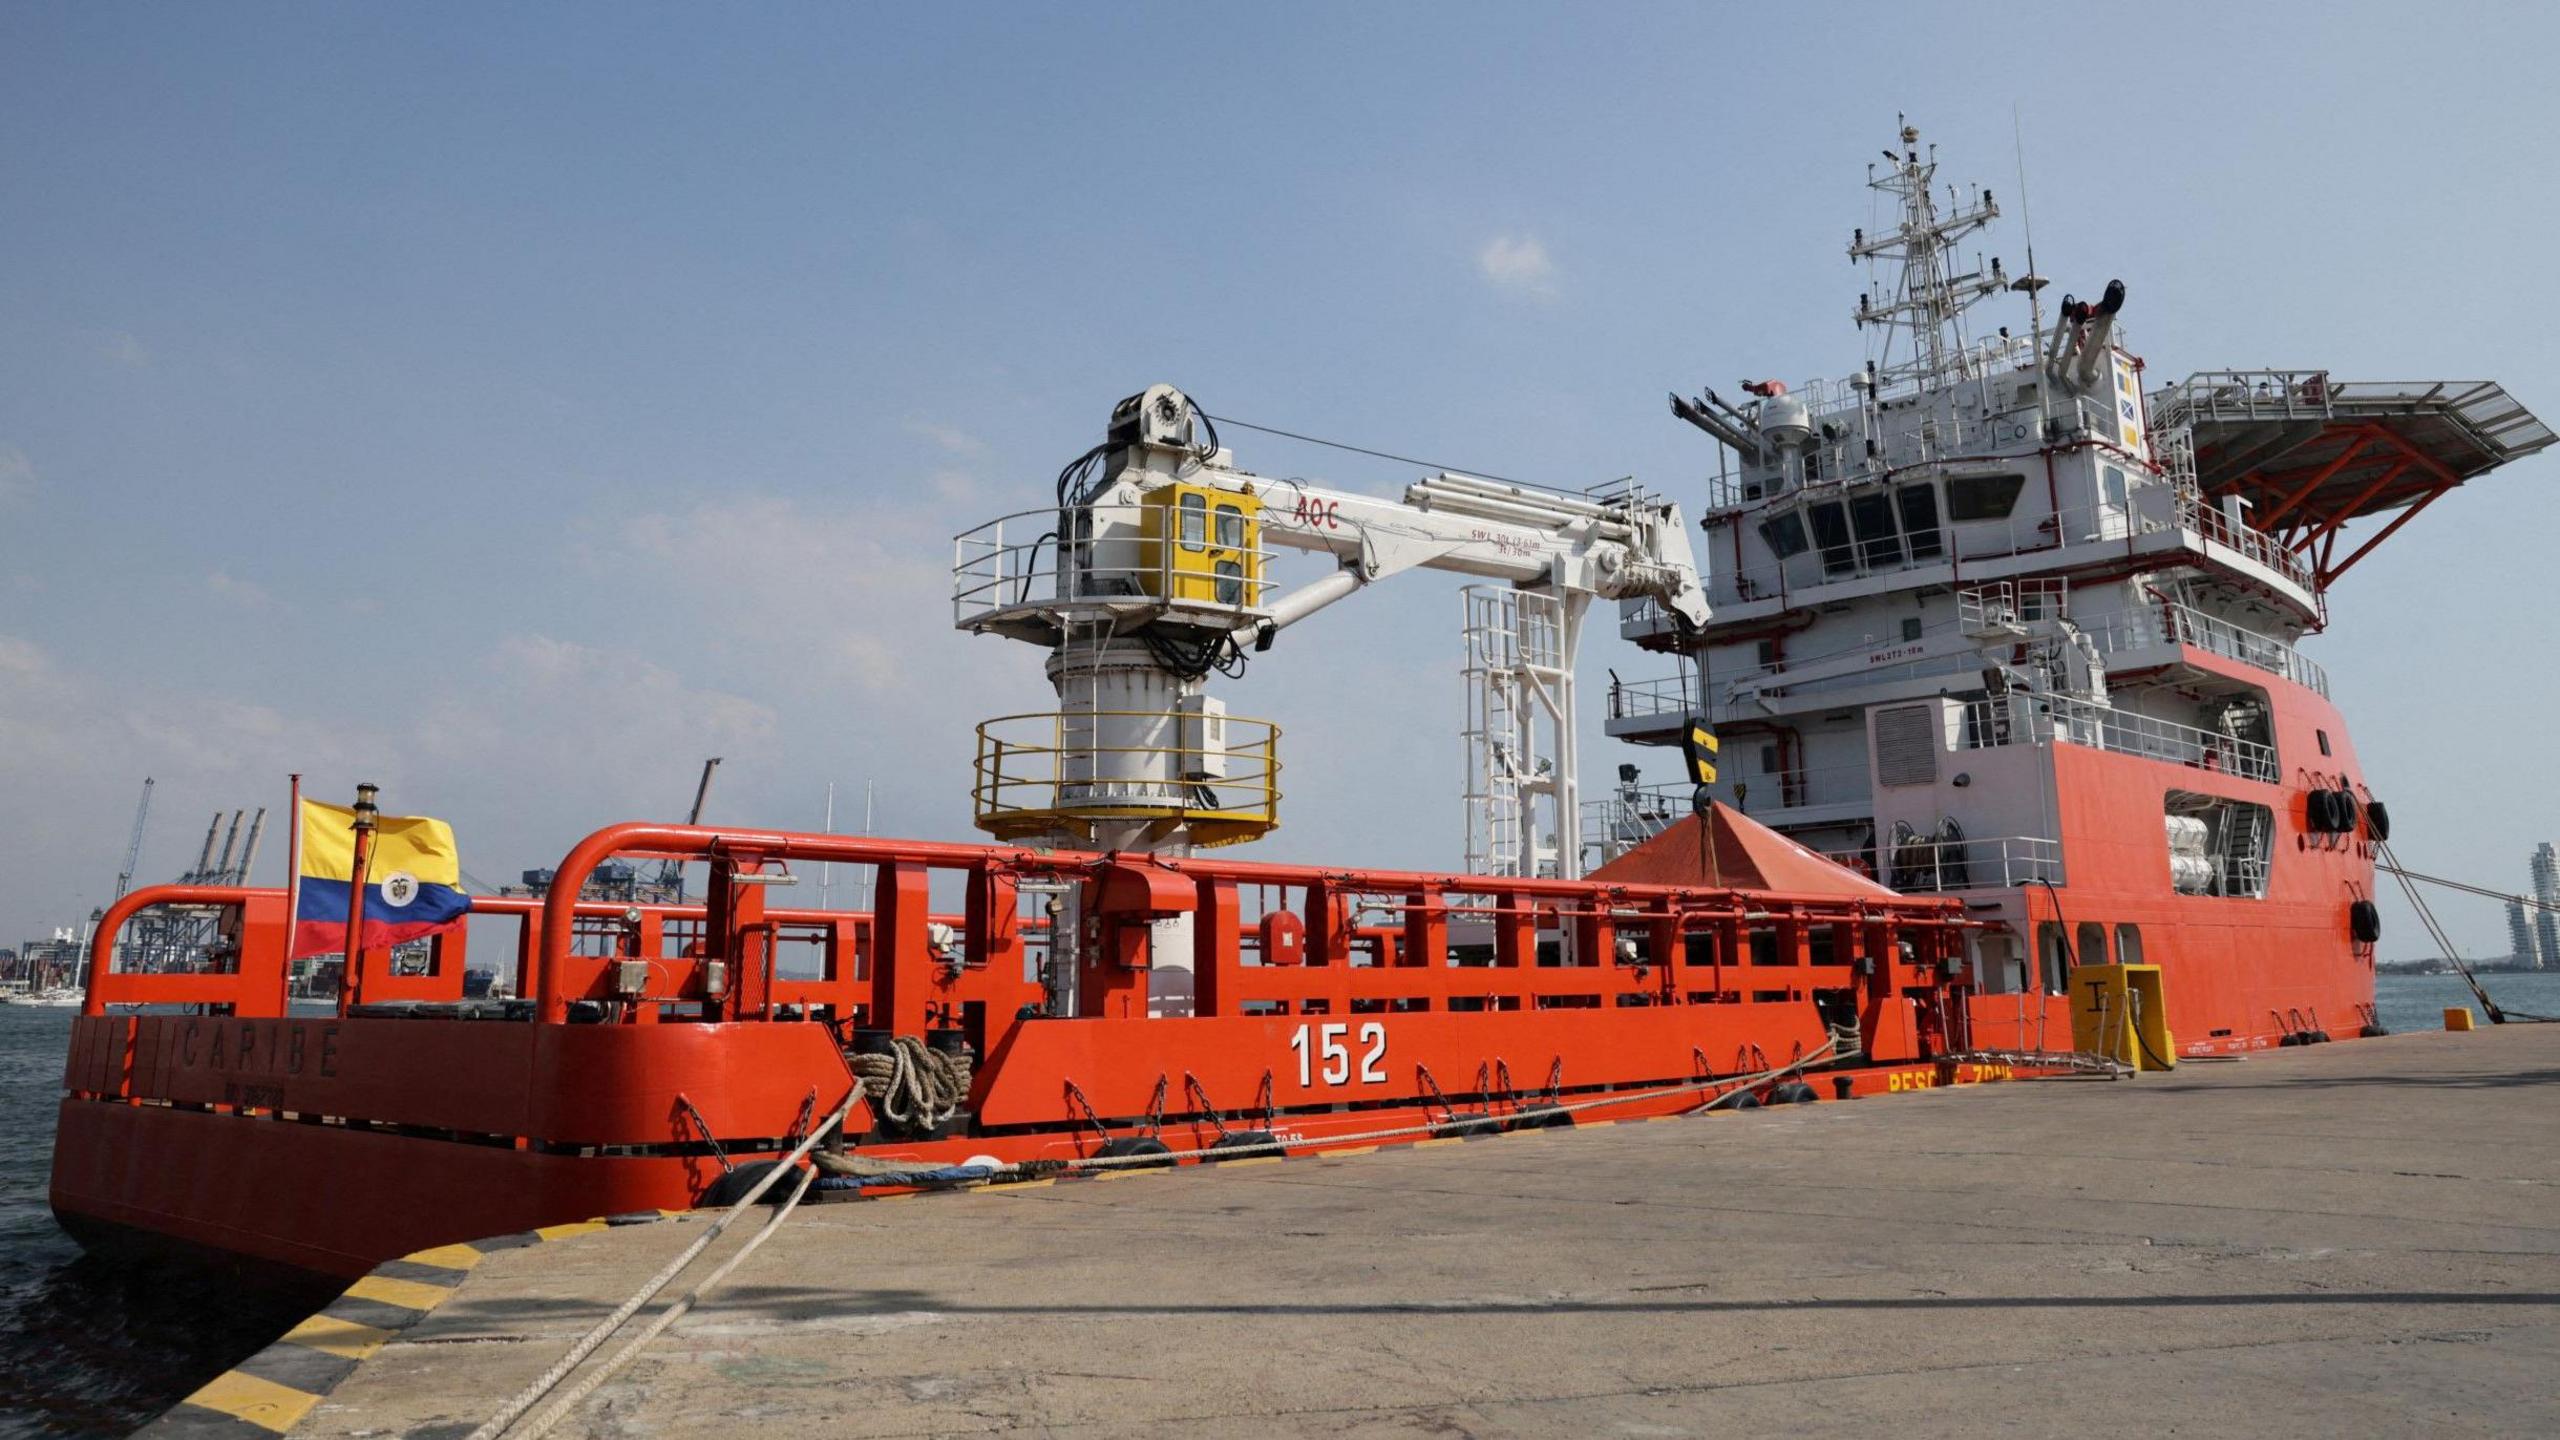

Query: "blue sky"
<box><xmin>2</xmin><ymin>2</ymin><xmax>2553</xmax><ymax>958</ymax></box>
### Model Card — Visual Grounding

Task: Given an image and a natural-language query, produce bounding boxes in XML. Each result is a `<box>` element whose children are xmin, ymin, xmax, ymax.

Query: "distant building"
<box><xmin>2509</xmin><ymin>899</ymin><xmax>2537</xmax><ymax>967</ymax></box>
<box><xmin>2536</xmin><ymin>844</ymin><xmax>2560</xmax><ymax>970</ymax></box>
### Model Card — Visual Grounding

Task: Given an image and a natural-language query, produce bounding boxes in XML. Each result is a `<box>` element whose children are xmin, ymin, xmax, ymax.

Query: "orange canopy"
<box><xmin>1589</xmin><ymin>801</ymin><xmax>1899</xmax><ymax>899</ymax></box>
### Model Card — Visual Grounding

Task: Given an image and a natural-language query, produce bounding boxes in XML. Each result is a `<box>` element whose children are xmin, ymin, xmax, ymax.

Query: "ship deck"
<box><xmin>160</xmin><ymin>1021</ymin><xmax>2560</xmax><ymax>1439</ymax></box>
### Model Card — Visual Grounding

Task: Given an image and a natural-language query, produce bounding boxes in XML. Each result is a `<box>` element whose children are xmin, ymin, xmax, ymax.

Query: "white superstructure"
<box><xmin>1596</xmin><ymin>121</ymin><xmax>2550</xmax><ymax>993</ymax></box>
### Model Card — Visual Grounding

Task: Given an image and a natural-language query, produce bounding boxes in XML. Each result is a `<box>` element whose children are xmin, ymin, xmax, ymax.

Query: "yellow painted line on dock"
<box><xmin>399</xmin><ymin>1242</ymin><xmax>485</xmax><ymax>1272</ymax></box>
<box><xmin>278</xmin><ymin>1312</ymin><xmax>397</xmax><ymax>1360</ymax></box>
<box><xmin>1413</xmin><ymin>1137</ymin><xmax>1468</xmax><ymax>1148</ymax></box>
<box><xmin>1095</xmin><ymin>1167</ymin><xmax>1167</xmax><ymax>1181</ymax></box>
<box><xmin>535</xmin><ymin>1220</ymin><xmax>608</xmax><ymax>1241</ymax></box>
<box><xmin>1320</xmin><ymin>1146</ymin><xmax>1378</xmax><ymax>1158</ymax></box>
<box><xmin>177</xmin><ymin>1369</ymin><xmax>320</xmax><ymax>1432</ymax></box>
<box><xmin>1207</xmin><ymin>1154</ymin><xmax>1284</xmax><ymax>1166</ymax></box>
<box><xmin>345</xmin><ymin>1273</ymin><xmax>461</xmax><ymax>1312</ymax></box>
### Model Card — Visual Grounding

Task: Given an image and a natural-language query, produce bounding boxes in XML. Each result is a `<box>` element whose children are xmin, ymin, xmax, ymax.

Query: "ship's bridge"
<box><xmin>2147</xmin><ymin>372</ymin><xmax>2554</xmax><ymax>589</ymax></box>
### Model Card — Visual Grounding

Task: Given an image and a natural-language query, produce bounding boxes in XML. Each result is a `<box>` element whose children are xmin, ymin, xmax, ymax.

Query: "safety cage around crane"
<box><xmin>972</xmin><ymin>709</ymin><xmax>1283</xmax><ymax>849</ymax></box>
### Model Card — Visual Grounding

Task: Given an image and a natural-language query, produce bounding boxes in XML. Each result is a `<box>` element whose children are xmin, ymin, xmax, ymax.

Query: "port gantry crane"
<box><xmin>954</xmin><ymin>384</ymin><xmax>1710</xmax><ymax>881</ymax></box>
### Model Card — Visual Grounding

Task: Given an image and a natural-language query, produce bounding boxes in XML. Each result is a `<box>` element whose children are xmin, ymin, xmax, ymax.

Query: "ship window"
<box><xmin>1849</xmin><ymin>491</ymin><xmax>1901</xmax><ymax>568</ymax></box>
<box><xmin>1756</xmin><ymin>639</ymin><xmax>1779</xmax><ymax>667</ymax></box>
<box><xmin>2100</xmin><ymin>464</ymin><xmax>2129</xmax><ymax>511</ymax></box>
<box><xmin>1759</xmin><ymin>744</ymin><xmax>1780</xmax><ymax>772</ymax></box>
<box><xmin>1896</xmin><ymin>483</ymin><xmax>1944</xmax><ymax>558</ymax></box>
<box><xmin>2116</xmin><ymin>924</ymin><xmax>2144</xmax><ymax>966</ymax></box>
<box><xmin>1759</xmin><ymin>510</ymin><xmax>1809</xmax><ymax>559</ymax></box>
<box><xmin>1808</xmin><ymin>501</ymin><xmax>1855</xmax><ymax>575</ymax></box>
<box><xmin>2076</xmin><ymin>921</ymin><xmax>2108</xmax><ymax>966</ymax></box>
<box><xmin>1946</xmin><ymin>471</ymin><xmax>2028</xmax><ymax>521</ymax></box>
<box><xmin>1901</xmin><ymin>616</ymin><xmax>1924</xmax><ymax>642</ymax></box>
<box><xmin>1178</xmin><ymin>492</ymin><xmax>1207</xmax><ymax>546</ymax></box>
<box><xmin>1748</xmin><ymin>928</ymin><xmax>1781</xmax><ymax>966</ymax></box>
<box><xmin>1682</xmin><ymin>929</ymin><xmax>1719</xmax><ymax>966</ymax></box>
<box><xmin>2317</xmin><ymin>729</ymin><xmax>2331</xmax><ymax>756</ymax></box>
<box><xmin>2037</xmin><ymin>922</ymin><xmax>2070</xmax><ymax>992</ymax></box>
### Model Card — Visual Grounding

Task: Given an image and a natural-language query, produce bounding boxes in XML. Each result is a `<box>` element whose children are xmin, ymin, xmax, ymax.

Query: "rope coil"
<box><xmin>848</xmin><ymin>1034</ymin><xmax>974</xmax><ymax>1129</ymax></box>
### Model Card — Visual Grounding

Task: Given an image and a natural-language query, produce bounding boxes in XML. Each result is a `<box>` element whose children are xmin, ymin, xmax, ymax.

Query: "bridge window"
<box><xmin>1849</xmin><ymin>491</ymin><xmax>1901</xmax><ymax>568</ymax></box>
<box><xmin>1896</xmin><ymin>483</ymin><xmax>1944</xmax><ymax>558</ymax></box>
<box><xmin>1759</xmin><ymin>510</ymin><xmax>1809</xmax><ymax>559</ymax></box>
<box><xmin>1946</xmin><ymin>471</ymin><xmax>2028</xmax><ymax>521</ymax></box>
<box><xmin>1808</xmin><ymin>501</ymin><xmax>1855</xmax><ymax>575</ymax></box>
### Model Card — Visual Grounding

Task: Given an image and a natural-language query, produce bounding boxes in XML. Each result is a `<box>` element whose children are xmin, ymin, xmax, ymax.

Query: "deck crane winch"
<box><xmin>954</xmin><ymin>385</ymin><xmax>1709</xmax><ymax>877</ymax></box>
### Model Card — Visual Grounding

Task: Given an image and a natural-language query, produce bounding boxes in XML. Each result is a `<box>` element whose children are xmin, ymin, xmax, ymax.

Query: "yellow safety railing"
<box><xmin>971</xmin><ymin>710</ymin><xmax>1282</xmax><ymax>849</ymax></box>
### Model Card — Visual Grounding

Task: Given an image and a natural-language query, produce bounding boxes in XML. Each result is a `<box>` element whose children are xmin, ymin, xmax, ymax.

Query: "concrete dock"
<box><xmin>279</xmin><ymin>1027</ymin><xmax>2559</xmax><ymax>1438</ymax></box>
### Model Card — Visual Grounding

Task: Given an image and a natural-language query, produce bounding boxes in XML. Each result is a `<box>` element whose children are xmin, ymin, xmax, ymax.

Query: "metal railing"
<box><xmin>971</xmin><ymin>710</ymin><xmax>1283</xmax><ymax>849</ymax></box>
<box><xmin>1607</xmin><ymin>674</ymin><xmax>1692</xmax><ymax>722</ymax></box>
<box><xmin>2079</xmin><ymin>603</ymin><xmax>2330</xmax><ymax>698</ymax></box>
<box><xmin>2170</xmin><ymin>486</ymin><xmax>2318</xmax><ymax>594</ymax></box>
<box><xmin>1962</xmin><ymin>695</ymin><xmax>2277</xmax><ymax>783</ymax></box>
<box><xmin>1823</xmin><ymin>834</ymin><xmax>2063</xmax><ymax>892</ymax></box>
<box><xmin>954</xmin><ymin>503</ymin><xmax>1281</xmax><ymax>624</ymax></box>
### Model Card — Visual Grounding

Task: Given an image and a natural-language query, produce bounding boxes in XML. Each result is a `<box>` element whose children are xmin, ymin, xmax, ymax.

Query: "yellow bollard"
<box><xmin>2444</xmin><ymin>1007</ymin><xmax>2474</xmax><ymax>1032</ymax></box>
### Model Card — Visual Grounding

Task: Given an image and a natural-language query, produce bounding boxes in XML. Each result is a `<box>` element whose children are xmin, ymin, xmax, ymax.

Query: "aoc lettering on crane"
<box><xmin>1289</xmin><ymin>494</ymin><xmax>1342</xmax><ymax>530</ymax></box>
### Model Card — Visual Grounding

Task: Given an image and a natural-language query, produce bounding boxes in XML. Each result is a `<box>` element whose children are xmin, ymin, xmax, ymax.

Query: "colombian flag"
<box><xmin>293</xmin><ymin>800</ymin><xmax>470</xmax><ymax>957</ymax></box>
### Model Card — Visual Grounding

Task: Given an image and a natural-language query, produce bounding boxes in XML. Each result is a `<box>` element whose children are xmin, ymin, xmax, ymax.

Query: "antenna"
<box><xmin>2012</xmin><ymin>104</ymin><xmax>2053</xmax><ymax>432</ymax></box>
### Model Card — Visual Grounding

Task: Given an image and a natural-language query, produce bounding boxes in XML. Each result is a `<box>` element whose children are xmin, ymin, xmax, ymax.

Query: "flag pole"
<box><xmin>343</xmin><ymin>783</ymin><xmax>379</xmax><ymax>1013</ymax></box>
<box><xmin>282</xmin><ymin>773</ymin><xmax>303</xmax><ymax>1007</ymax></box>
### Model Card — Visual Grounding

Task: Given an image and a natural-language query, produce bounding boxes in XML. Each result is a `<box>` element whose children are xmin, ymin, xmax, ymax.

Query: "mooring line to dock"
<box><xmin>468</xmin><ymin>1034</ymin><xmax>2143</xmax><ymax>1437</ymax></box>
<box><xmin>467</xmin><ymin>1084</ymin><xmax>863</xmax><ymax>1440</ymax></box>
<box><xmin>2378</xmin><ymin>845</ymin><xmax>2560</xmax><ymax>1024</ymax></box>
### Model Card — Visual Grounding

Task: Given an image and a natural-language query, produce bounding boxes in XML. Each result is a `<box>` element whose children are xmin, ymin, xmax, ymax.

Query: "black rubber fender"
<box><xmin>1093</xmin><ymin>1135</ymin><xmax>1177</xmax><ymax>1167</ymax></box>
<box><xmin>2277</xmin><ymin>1032</ymin><xmax>2303</xmax><ymax>1047</ymax></box>
<box><xmin>2308</xmin><ymin>1030</ymin><xmax>2332</xmax><ymax>1044</ymax></box>
<box><xmin>1725</xmin><ymin>1091</ymin><xmax>1763</xmax><ymax>1111</ymax></box>
<box><xmin>1503</xmin><ymin>1106</ymin><xmax>1576</xmax><ymax>1132</ymax></box>
<box><xmin>2360</xmin><ymin>1023</ymin><xmax>2391</xmax><ymax>1038</ymax></box>
<box><xmin>2350</xmin><ymin>899</ymin><xmax>2382</xmax><ymax>945</ymax></box>
<box><xmin>2365</xmin><ymin>799</ymin><xmax>2392</xmax><ymax>842</ymax></box>
<box><xmin>2330</xmin><ymin>789</ymin><xmax>2361</xmax><ymax>836</ymax></box>
<box><xmin>1769</xmin><ymin>1081</ymin><xmax>1821</xmax><ymax>1104</ymax></box>
<box><xmin>1203</xmin><ymin>1130</ymin><xmax>1281</xmax><ymax>1159</ymax></box>
<box><xmin>699</xmin><ymin>1159</ymin><xmax>792</xmax><ymax>1209</ymax></box>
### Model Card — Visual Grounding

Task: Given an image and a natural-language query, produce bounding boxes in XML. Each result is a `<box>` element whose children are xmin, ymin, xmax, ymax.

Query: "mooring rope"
<box><xmin>473</xmin><ymin>1031</ymin><xmax>2123</xmax><ymax>1435</ymax></box>
<box><xmin>504</xmin><ymin>1160</ymin><xmax>823</xmax><ymax>1440</ymax></box>
<box><xmin>848</xmin><ymin>1035</ymin><xmax>973</xmax><ymax>1128</ymax></box>
<box><xmin>466</xmin><ymin>1083</ymin><xmax>862</xmax><ymax>1440</ymax></box>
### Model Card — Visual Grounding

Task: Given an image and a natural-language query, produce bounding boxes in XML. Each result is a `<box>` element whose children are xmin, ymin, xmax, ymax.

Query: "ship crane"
<box><xmin>110</xmin><ymin>777</ymin><xmax>154</xmax><ymax>903</ymax></box>
<box><xmin>955</xmin><ymin>384</ymin><xmax>1709</xmax><ymax>876</ymax></box>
